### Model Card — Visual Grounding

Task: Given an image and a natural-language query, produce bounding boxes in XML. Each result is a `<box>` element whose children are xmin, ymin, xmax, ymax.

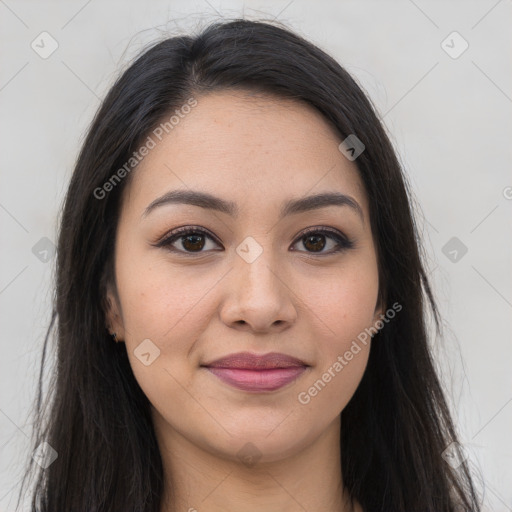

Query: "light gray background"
<box><xmin>1</xmin><ymin>1</ymin><xmax>511</xmax><ymax>510</ymax></box>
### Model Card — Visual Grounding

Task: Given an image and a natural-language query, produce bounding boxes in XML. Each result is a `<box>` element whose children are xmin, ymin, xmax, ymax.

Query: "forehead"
<box><xmin>122</xmin><ymin>90</ymin><xmax>368</xmax><ymax>218</ymax></box>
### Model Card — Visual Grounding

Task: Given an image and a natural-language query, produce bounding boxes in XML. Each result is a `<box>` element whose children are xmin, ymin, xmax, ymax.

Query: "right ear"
<box><xmin>104</xmin><ymin>283</ymin><xmax>125</xmax><ymax>341</ymax></box>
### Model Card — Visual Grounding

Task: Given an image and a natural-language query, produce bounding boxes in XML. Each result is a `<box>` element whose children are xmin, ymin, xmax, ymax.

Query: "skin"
<box><xmin>106</xmin><ymin>90</ymin><xmax>383</xmax><ymax>512</ymax></box>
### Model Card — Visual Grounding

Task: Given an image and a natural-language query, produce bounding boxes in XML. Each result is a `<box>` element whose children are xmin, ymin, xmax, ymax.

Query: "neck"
<box><xmin>155</xmin><ymin>414</ymin><xmax>357</xmax><ymax>512</ymax></box>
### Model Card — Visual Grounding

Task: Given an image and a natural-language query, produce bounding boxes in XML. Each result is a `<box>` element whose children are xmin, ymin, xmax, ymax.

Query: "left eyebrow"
<box><xmin>142</xmin><ymin>189</ymin><xmax>364</xmax><ymax>223</ymax></box>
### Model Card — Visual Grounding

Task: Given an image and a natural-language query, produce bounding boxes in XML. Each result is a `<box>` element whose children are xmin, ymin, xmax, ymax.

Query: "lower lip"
<box><xmin>205</xmin><ymin>366</ymin><xmax>307</xmax><ymax>392</ymax></box>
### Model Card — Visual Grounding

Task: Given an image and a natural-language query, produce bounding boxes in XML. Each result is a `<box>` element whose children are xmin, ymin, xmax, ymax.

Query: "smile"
<box><xmin>204</xmin><ymin>366</ymin><xmax>308</xmax><ymax>392</ymax></box>
<box><xmin>201</xmin><ymin>351</ymin><xmax>310</xmax><ymax>392</ymax></box>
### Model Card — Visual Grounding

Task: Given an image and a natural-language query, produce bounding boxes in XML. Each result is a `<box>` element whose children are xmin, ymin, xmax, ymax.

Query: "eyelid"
<box><xmin>153</xmin><ymin>225</ymin><xmax>354</xmax><ymax>255</ymax></box>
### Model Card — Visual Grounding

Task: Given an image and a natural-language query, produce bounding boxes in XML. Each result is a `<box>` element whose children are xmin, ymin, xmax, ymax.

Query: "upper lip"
<box><xmin>202</xmin><ymin>351</ymin><xmax>309</xmax><ymax>370</ymax></box>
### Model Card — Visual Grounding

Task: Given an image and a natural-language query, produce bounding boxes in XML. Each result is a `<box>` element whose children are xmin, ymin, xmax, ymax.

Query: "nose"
<box><xmin>219</xmin><ymin>245</ymin><xmax>298</xmax><ymax>334</ymax></box>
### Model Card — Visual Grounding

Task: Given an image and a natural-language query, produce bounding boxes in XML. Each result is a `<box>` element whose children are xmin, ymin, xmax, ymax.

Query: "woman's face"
<box><xmin>106</xmin><ymin>90</ymin><xmax>383</xmax><ymax>463</ymax></box>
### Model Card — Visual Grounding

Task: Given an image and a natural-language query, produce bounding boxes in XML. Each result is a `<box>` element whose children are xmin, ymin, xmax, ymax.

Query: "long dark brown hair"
<box><xmin>17</xmin><ymin>18</ymin><xmax>481</xmax><ymax>511</ymax></box>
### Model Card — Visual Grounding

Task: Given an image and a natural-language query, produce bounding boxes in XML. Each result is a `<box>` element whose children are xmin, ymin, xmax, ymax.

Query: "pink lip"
<box><xmin>202</xmin><ymin>352</ymin><xmax>309</xmax><ymax>392</ymax></box>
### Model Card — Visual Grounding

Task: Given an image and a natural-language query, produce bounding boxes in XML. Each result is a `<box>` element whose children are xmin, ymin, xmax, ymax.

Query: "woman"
<box><xmin>18</xmin><ymin>18</ymin><xmax>481</xmax><ymax>511</ymax></box>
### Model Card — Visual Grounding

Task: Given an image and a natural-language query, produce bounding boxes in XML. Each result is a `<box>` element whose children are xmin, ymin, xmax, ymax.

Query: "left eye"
<box><xmin>292</xmin><ymin>228</ymin><xmax>354</xmax><ymax>254</ymax></box>
<box><xmin>155</xmin><ymin>226</ymin><xmax>353</xmax><ymax>255</ymax></box>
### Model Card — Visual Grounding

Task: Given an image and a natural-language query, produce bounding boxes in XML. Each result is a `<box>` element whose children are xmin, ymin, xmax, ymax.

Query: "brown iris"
<box><xmin>182</xmin><ymin>234</ymin><xmax>206</xmax><ymax>252</ymax></box>
<box><xmin>302</xmin><ymin>233</ymin><xmax>326</xmax><ymax>252</ymax></box>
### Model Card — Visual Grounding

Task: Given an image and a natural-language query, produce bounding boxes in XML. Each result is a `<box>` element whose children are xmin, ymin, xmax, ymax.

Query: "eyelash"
<box><xmin>153</xmin><ymin>225</ymin><xmax>354</xmax><ymax>256</ymax></box>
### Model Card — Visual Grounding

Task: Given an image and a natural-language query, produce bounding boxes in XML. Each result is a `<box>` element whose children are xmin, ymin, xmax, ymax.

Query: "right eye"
<box><xmin>154</xmin><ymin>226</ymin><xmax>222</xmax><ymax>255</ymax></box>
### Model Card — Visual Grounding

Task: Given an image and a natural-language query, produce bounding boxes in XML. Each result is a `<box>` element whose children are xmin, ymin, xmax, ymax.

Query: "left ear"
<box><xmin>372</xmin><ymin>295</ymin><xmax>386</xmax><ymax>325</ymax></box>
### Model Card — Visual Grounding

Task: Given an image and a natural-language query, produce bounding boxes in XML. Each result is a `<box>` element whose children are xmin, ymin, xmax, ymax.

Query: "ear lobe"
<box><xmin>373</xmin><ymin>310</ymin><xmax>384</xmax><ymax>325</ymax></box>
<box><xmin>104</xmin><ymin>286</ymin><xmax>125</xmax><ymax>339</ymax></box>
<box><xmin>373</xmin><ymin>297</ymin><xmax>386</xmax><ymax>325</ymax></box>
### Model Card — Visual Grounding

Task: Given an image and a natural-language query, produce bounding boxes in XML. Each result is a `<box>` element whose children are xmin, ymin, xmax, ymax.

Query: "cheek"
<box><xmin>295</xmin><ymin>290</ymin><xmax>374</xmax><ymax>422</ymax></box>
<box><xmin>116</xmin><ymin>244</ymin><xmax>219</xmax><ymax>341</ymax></box>
<box><xmin>300</xmin><ymin>256</ymin><xmax>380</xmax><ymax>344</ymax></box>
<box><xmin>296</xmin><ymin>345</ymin><xmax>369</xmax><ymax>425</ymax></box>
<box><xmin>295</xmin><ymin>258</ymin><xmax>378</xmax><ymax>411</ymax></box>
<box><xmin>114</xmin><ymin>245</ymin><xmax>222</xmax><ymax>398</ymax></box>
<box><xmin>117</xmin><ymin>259</ymin><xmax>214</xmax><ymax>415</ymax></box>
